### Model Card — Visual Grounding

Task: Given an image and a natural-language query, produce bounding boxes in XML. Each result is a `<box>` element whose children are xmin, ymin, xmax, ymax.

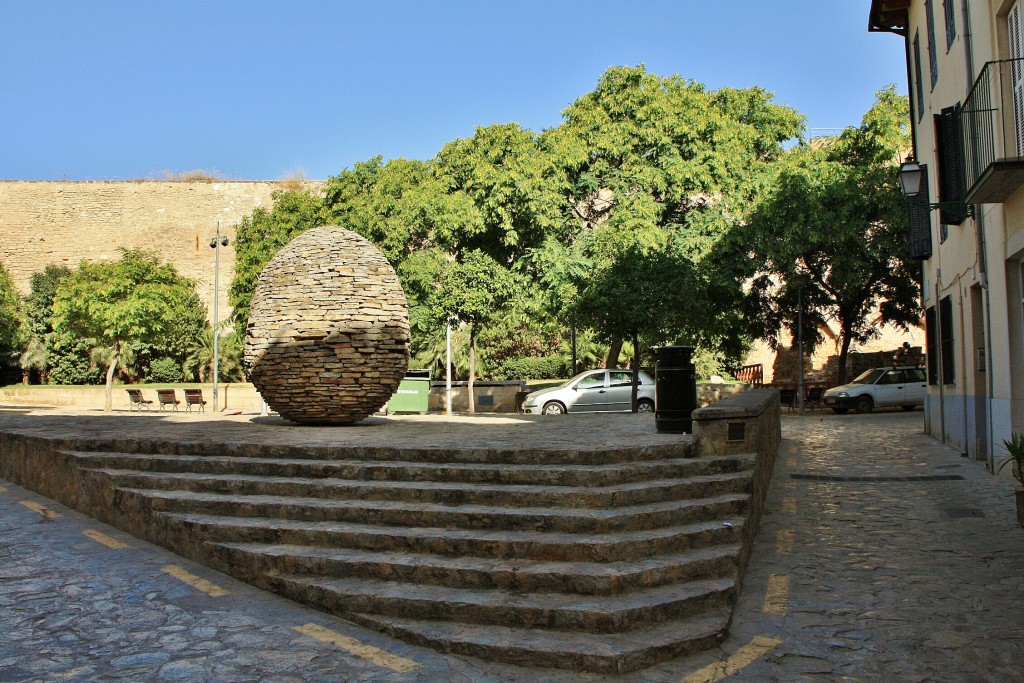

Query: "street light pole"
<box><xmin>209</xmin><ymin>230</ymin><xmax>229</xmax><ymax>412</ymax></box>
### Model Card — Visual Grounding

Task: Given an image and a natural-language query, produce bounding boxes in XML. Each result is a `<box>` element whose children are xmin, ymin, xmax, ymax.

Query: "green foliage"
<box><xmin>51</xmin><ymin>249</ymin><xmax>207</xmax><ymax>406</ymax></box>
<box><xmin>730</xmin><ymin>87</ymin><xmax>917</xmax><ymax>384</ymax></box>
<box><xmin>147</xmin><ymin>357</ymin><xmax>185</xmax><ymax>383</ymax></box>
<box><xmin>48</xmin><ymin>335</ymin><xmax>103</xmax><ymax>385</ymax></box>
<box><xmin>429</xmin><ymin>250</ymin><xmax>515</xmax><ymax>330</ymax></box>
<box><xmin>183</xmin><ymin>325</ymin><xmax>245</xmax><ymax>383</ymax></box>
<box><xmin>434</xmin><ymin>123</ymin><xmax>568</xmax><ymax>262</ymax></box>
<box><xmin>998</xmin><ymin>433</ymin><xmax>1024</xmax><ymax>489</ymax></box>
<box><xmin>0</xmin><ymin>262</ymin><xmax>24</xmax><ymax>371</ymax></box>
<box><xmin>229</xmin><ymin>190</ymin><xmax>326</xmax><ymax>332</ymax></box>
<box><xmin>491</xmin><ymin>355</ymin><xmax>570</xmax><ymax>381</ymax></box>
<box><xmin>225</xmin><ymin>65</ymin><xmax>807</xmax><ymax>379</ymax></box>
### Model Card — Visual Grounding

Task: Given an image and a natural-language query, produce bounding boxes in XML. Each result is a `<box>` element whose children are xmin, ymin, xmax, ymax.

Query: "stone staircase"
<box><xmin>65</xmin><ymin>444</ymin><xmax>758</xmax><ymax>673</ymax></box>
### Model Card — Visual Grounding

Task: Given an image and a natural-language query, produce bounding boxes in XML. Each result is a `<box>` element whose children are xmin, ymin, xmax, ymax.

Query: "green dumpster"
<box><xmin>388</xmin><ymin>370</ymin><xmax>431</xmax><ymax>414</ymax></box>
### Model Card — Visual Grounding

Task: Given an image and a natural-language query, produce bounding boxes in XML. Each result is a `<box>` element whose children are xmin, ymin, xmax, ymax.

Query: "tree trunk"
<box><xmin>631</xmin><ymin>331</ymin><xmax>640</xmax><ymax>412</ymax></box>
<box><xmin>468</xmin><ymin>325</ymin><xmax>476</xmax><ymax>415</ymax></box>
<box><xmin>837</xmin><ymin>324</ymin><xmax>854</xmax><ymax>385</ymax></box>
<box><xmin>606</xmin><ymin>336</ymin><xmax>623</xmax><ymax>369</ymax></box>
<box><xmin>21</xmin><ymin>370</ymin><xmax>28</xmax><ymax>385</ymax></box>
<box><xmin>103</xmin><ymin>346</ymin><xmax>119</xmax><ymax>412</ymax></box>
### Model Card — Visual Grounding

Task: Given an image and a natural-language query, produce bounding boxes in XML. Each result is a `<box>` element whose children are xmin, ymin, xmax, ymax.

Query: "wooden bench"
<box><xmin>184</xmin><ymin>388</ymin><xmax>207</xmax><ymax>412</ymax></box>
<box><xmin>157</xmin><ymin>389</ymin><xmax>180</xmax><ymax>412</ymax></box>
<box><xmin>125</xmin><ymin>389</ymin><xmax>153</xmax><ymax>411</ymax></box>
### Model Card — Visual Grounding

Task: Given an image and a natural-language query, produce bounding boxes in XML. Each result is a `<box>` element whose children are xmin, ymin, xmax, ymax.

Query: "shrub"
<box><xmin>492</xmin><ymin>356</ymin><xmax>570</xmax><ymax>380</ymax></box>
<box><xmin>147</xmin><ymin>357</ymin><xmax>184</xmax><ymax>383</ymax></box>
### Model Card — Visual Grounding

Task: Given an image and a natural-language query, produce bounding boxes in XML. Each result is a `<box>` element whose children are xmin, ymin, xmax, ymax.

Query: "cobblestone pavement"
<box><xmin>2</xmin><ymin>408</ymin><xmax>1024</xmax><ymax>682</ymax></box>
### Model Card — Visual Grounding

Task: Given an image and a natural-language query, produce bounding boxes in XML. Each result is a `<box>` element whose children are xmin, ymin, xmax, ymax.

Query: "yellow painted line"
<box><xmin>161</xmin><ymin>565</ymin><xmax>229</xmax><ymax>597</ymax></box>
<box><xmin>680</xmin><ymin>634</ymin><xmax>784</xmax><ymax>683</ymax></box>
<box><xmin>780</xmin><ymin>497</ymin><xmax>797</xmax><ymax>514</ymax></box>
<box><xmin>18</xmin><ymin>500</ymin><xmax>60</xmax><ymax>519</ymax></box>
<box><xmin>775</xmin><ymin>529</ymin><xmax>793</xmax><ymax>554</ymax></box>
<box><xmin>763</xmin><ymin>574</ymin><xmax>790</xmax><ymax>615</ymax></box>
<box><xmin>294</xmin><ymin>623</ymin><xmax>420</xmax><ymax>673</ymax></box>
<box><xmin>83</xmin><ymin>529</ymin><xmax>129</xmax><ymax>549</ymax></box>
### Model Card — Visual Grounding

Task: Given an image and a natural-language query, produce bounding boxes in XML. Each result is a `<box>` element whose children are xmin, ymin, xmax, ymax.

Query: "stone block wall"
<box><xmin>0</xmin><ymin>180</ymin><xmax>322</xmax><ymax>320</ymax></box>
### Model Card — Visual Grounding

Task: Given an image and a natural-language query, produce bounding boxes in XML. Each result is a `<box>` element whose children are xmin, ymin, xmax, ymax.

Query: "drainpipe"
<box><xmin>977</xmin><ymin>209</ymin><xmax>996</xmax><ymax>472</ymax></box>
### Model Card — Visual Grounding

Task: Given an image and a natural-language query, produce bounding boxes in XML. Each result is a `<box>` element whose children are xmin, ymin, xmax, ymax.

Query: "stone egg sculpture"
<box><xmin>244</xmin><ymin>226</ymin><xmax>410</xmax><ymax>424</ymax></box>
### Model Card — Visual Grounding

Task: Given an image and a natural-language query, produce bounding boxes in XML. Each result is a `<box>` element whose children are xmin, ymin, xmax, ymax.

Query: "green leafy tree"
<box><xmin>548</xmin><ymin>65</ymin><xmax>802</xmax><ymax>365</ymax></box>
<box><xmin>22</xmin><ymin>265</ymin><xmax>72</xmax><ymax>383</ymax></box>
<box><xmin>51</xmin><ymin>249</ymin><xmax>207</xmax><ymax>410</ymax></box>
<box><xmin>731</xmin><ymin>87</ymin><xmax>918</xmax><ymax>384</ymax></box>
<box><xmin>0</xmin><ymin>262</ymin><xmax>25</xmax><ymax>380</ymax></box>
<box><xmin>323</xmin><ymin>156</ymin><xmax>477</xmax><ymax>266</ymax></box>
<box><xmin>433</xmin><ymin>123</ymin><xmax>567</xmax><ymax>263</ymax></box>
<box><xmin>428</xmin><ymin>250</ymin><xmax>515</xmax><ymax>413</ymax></box>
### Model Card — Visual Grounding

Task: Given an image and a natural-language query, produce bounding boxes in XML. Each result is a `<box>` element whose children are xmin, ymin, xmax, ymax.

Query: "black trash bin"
<box><xmin>655</xmin><ymin>345</ymin><xmax>698</xmax><ymax>433</ymax></box>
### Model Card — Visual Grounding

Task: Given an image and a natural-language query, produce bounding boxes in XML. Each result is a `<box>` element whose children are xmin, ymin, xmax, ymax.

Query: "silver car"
<box><xmin>521</xmin><ymin>369</ymin><xmax>656</xmax><ymax>415</ymax></box>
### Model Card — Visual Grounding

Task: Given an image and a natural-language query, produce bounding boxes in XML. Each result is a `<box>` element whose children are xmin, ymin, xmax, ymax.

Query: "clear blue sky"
<box><xmin>1</xmin><ymin>1</ymin><xmax>906</xmax><ymax>181</ymax></box>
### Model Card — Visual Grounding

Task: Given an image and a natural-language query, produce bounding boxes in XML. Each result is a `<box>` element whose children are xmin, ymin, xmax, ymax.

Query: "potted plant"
<box><xmin>997</xmin><ymin>433</ymin><xmax>1024</xmax><ymax>527</ymax></box>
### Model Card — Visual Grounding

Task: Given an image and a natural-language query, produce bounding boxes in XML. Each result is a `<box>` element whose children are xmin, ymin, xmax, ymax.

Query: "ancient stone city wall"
<box><xmin>0</xmin><ymin>180</ymin><xmax>322</xmax><ymax>321</ymax></box>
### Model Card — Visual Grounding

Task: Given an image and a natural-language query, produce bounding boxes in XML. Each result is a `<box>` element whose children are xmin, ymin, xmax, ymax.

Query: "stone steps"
<box><xmin>209</xmin><ymin>541</ymin><xmax>741</xmax><ymax>594</ymax></box>
<box><xmin>347</xmin><ymin>608</ymin><xmax>732</xmax><ymax>674</ymax></box>
<box><xmin>67</xmin><ymin>450</ymin><xmax>752</xmax><ymax>486</ymax></box>
<box><xmin>98</xmin><ymin>468</ymin><xmax>752</xmax><ymax>508</ymax></box>
<box><xmin>161</xmin><ymin>511</ymin><xmax>746</xmax><ymax>563</ymax></box>
<box><xmin>68</xmin><ymin>445</ymin><xmax>761</xmax><ymax>673</ymax></box>
<box><xmin>72</xmin><ymin>442</ymin><xmax>692</xmax><ymax>465</ymax></box>
<box><xmin>120</xmin><ymin>486</ymin><xmax>748</xmax><ymax>533</ymax></box>
<box><xmin>268</xmin><ymin>573</ymin><xmax>736</xmax><ymax>633</ymax></box>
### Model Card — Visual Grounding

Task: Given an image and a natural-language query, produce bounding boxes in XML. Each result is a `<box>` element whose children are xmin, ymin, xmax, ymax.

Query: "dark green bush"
<box><xmin>147</xmin><ymin>357</ymin><xmax>184</xmax><ymax>383</ymax></box>
<box><xmin>492</xmin><ymin>356</ymin><xmax>569</xmax><ymax>380</ymax></box>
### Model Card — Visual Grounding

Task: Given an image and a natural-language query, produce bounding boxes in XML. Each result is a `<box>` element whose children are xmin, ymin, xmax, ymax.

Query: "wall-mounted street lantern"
<box><xmin>898</xmin><ymin>159</ymin><xmax>974</xmax><ymax>220</ymax></box>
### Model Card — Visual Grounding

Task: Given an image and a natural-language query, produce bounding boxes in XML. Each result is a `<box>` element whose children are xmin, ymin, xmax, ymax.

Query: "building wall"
<box><xmin>895</xmin><ymin>0</ymin><xmax>1023</xmax><ymax>465</ymax></box>
<box><xmin>0</xmin><ymin>180</ymin><xmax>323</xmax><ymax>321</ymax></box>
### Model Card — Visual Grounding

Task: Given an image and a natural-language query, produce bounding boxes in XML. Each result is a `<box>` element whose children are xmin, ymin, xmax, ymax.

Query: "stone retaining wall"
<box><xmin>692</xmin><ymin>387</ymin><xmax>781</xmax><ymax>596</ymax></box>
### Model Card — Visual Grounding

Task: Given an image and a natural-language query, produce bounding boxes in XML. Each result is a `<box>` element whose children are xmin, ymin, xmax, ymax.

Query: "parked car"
<box><xmin>521</xmin><ymin>369</ymin><xmax>656</xmax><ymax>415</ymax></box>
<box><xmin>823</xmin><ymin>366</ymin><xmax>927</xmax><ymax>414</ymax></box>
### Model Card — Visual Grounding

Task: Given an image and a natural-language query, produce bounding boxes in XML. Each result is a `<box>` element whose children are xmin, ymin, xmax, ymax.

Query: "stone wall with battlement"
<box><xmin>0</xmin><ymin>180</ymin><xmax>323</xmax><ymax>322</ymax></box>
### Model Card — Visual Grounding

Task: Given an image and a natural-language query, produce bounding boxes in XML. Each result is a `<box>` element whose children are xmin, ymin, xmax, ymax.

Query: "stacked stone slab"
<box><xmin>244</xmin><ymin>226</ymin><xmax>410</xmax><ymax>424</ymax></box>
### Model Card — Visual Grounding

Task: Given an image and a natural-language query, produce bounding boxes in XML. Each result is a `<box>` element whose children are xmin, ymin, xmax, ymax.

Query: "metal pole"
<box><xmin>798</xmin><ymin>285</ymin><xmax>805</xmax><ymax>415</ymax></box>
<box><xmin>210</xmin><ymin>228</ymin><xmax>228</xmax><ymax>412</ymax></box>
<box><xmin>445</xmin><ymin>320</ymin><xmax>453</xmax><ymax>415</ymax></box>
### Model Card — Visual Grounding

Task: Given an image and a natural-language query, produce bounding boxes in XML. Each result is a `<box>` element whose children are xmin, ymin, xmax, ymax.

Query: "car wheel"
<box><xmin>854</xmin><ymin>396</ymin><xmax>873</xmax><ymax>414</ymax></box>
<box><xmin>637</xmin><ymin>399</ymin><xmax>654</xmax><ymax>413</ymax></box>
<box><xmin>832</xmin><ymin>407</ymin><xmax>848</xmax><ymax>414</ymax></box>
<box><xmin>901</xmin><ymin>405</ymin><xmax>916</xmax><ymax>412</ymax></box>
<box><xmin>542</xmin><ymin>401</ymin><xmax>566</xmax><ymax>415</ymax></box>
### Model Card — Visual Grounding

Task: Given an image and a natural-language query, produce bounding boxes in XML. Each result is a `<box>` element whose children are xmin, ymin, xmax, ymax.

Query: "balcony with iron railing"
<box><xmin>962</xmin><ymin>58</ymin><xmax>1024</xmax><ymax>204</ymax></box>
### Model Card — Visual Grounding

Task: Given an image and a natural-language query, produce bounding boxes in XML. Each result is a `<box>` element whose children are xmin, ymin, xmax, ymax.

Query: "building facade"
<box><xmin>870</xmin><ymin>0</ymin><xmax>1024</xmax><ymax>469</ymax></box>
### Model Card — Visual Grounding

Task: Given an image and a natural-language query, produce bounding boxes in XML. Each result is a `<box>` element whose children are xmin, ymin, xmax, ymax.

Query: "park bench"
<box><xmin>125</xmin><ymin>389</ymin><xmax>153</xmax><ymax>411</ymax></box>
<box><xmin>157</xmin><ymin>389</ymin><xmax>180</xmax><ymax>412</ymax></box>
<box><xmin>184</xmin><ymin>388</ymin><xmax>207</xmax><ymax>412</ymax></box>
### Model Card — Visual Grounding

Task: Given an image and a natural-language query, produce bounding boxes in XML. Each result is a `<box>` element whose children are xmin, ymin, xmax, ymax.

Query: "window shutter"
<box><xmin>1010</xmin><ymin>2</ymin><xmax>1024</xmax><ymax>156</ymax></box>
<box><xmin>939</xmin><ymin>296</ymin><xmax>955</xmax><ymax>385</ymax></box>
<box><xmin>908</xmin><ymin>165</ymin><xmax>933</xmax><ymax>260</ymax></box>
<box><xmin>936</xmin><ymin>105</ymin><xmax>967</xmax><ymax>225</ymax></box>
<box><xmin>925</xmin><ymin>306</ymin><xmax>938</xmax><ymax>385</ymax></box>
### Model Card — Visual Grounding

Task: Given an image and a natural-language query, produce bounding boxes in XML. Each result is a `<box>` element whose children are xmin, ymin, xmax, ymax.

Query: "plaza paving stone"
<box><xmin>1</xmin><ymin>406</ymin><xmax>1023</xmax><ymax>681</ymax></box>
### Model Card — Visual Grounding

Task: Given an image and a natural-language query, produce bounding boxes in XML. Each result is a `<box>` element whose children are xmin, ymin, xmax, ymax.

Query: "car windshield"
<box><xmin>851</xmin><ymin>369</ymin><xmax>886</xmax><ymax>384</ymax></box>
